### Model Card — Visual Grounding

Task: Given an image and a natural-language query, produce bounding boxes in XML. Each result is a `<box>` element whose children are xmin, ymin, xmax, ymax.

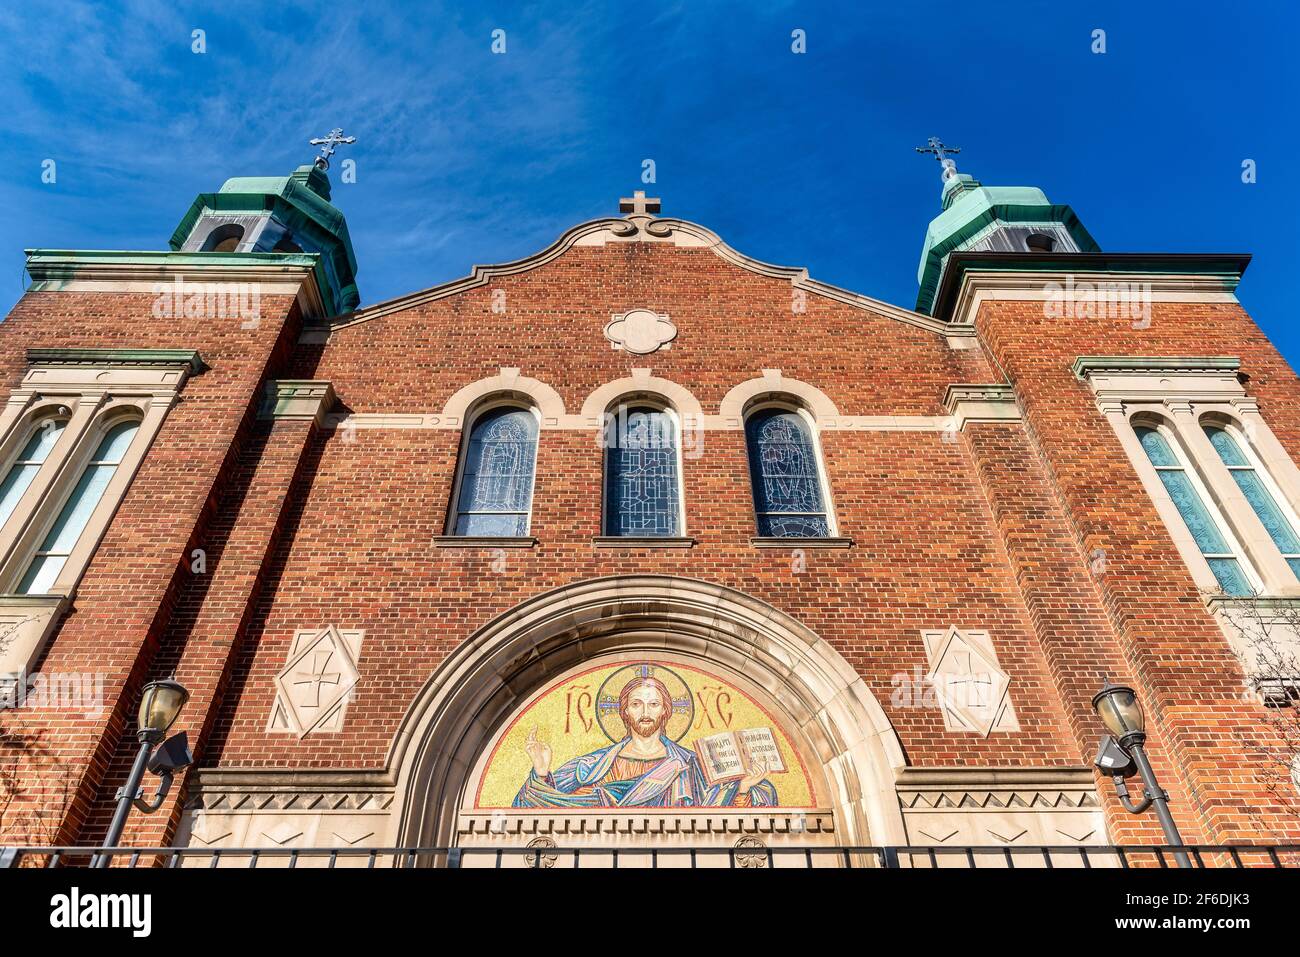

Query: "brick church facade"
<box><xmin>2</xmin><ymin>148</ymin><xmax>1298</xmax><ymax>864</ymax></box>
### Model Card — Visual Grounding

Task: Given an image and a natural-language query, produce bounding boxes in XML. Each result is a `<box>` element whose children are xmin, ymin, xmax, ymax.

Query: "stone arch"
<box><xmin>579</xmin><ymin>370</ymin><xmax>704</xmax><ymax>421</ymax></box>
<box><xmin>388</xmin><ymin>575</ymin><xmax>907</xmax><ymax>850</ymax></box>
<box><xmin>442</xmin><ymin>368</ymin><xmax>567</xmax><ymax>425</ymax></box>
<box><xmin>718</xmin><ymin>371</ymin><xmax>840</xmax><ymax>423</ymax></box>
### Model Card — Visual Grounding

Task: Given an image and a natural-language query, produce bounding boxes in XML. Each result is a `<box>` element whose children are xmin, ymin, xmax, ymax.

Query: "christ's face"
<box><xmin>623</xmin><ymin>686</ymin><xmax>667</xmax><ymax>740</ymax></box>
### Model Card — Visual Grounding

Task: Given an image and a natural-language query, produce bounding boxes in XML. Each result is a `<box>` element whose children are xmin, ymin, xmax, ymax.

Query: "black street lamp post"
<box><xmin>1091</xmin><ymin>680</ymin><xmax>1192</xmax><ymax>869</ymax></box>
<box><xmin>91</xmin><ymin>678</ymin><xmax>193</xmax><ymax>868</ymax></box>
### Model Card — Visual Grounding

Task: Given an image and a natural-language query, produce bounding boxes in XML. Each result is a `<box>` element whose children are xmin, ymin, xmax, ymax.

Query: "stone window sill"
<box><xmin>592</xmin><ymin>536</ymin><xmax>696</xmax><ymax>549</ymax></box>
<box><xmin>432</xmin><ymin>536</ymin><xmax>537</xmax><ymax>548</ymax></box>
<box><xmin>750</xmin><ymin>537</ymin><xmax>854</xmax><ymax>548</ymax></box>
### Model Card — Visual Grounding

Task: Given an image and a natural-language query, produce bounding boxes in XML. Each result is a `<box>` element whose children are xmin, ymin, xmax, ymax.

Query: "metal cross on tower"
<box><xmin>309</xmin><ymin>128</ymin><xmax>357</xmax><ymax>171</ymax></box>
<box><xmin>914</xmin><ymin>136</ymin><xmax>962</xmax><ymax>181</ymax></box>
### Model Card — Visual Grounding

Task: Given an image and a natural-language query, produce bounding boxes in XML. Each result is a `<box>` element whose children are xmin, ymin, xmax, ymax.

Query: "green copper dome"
<box><xmin>915</xmin><ymin>172</ymin><xmax>1098</xmax><ymax>315</ymax></box>
<box><xmin>169</xmin><ymin>163</ymin><xmax>360</xmax><ymax>315</ymax></box>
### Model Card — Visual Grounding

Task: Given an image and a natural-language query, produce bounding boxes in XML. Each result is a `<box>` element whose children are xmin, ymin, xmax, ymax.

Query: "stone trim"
<box><xmin>895</xmin><ymin>767</ymin><xmax>1108</xmax><ymax>851</ymax></box>
<box><xmin>579</xmin><ymin>369</ymin><xmax>705</xmax><ymax>421</ymax></box>
<box><xmin>257</xmin><ymin>380</ymin><xmax>335</xmax><ymax>424</ymax></box>
<box><xmin>750</xmin><ymin>537</ymin><xmax>853</xmax><ymax>548</ymax></box>
<box><xmin>948</xmin><ymin>269</ymin><xmax>1242</xmax><ymax>329</ymax></box>
<box><xmin>717</xmin><ymin>371</ymin><xmax>840</xmax><ymax>424</ymax></box>
<box><xmin>0</xmin><ymin>593</ymin><xmax>71</xmax><ymax>681</ymax></box>
<box><xmin>920</xmin><ymin>626</ymin><xmax>1019</xmax><ymax>736</ymax></box>
<box><xmin>177</xmin><ymin>770</ymin><xmax>396</xmax><ymax>853</ymax></box>
<box><xmin>324</xmin><ymin>410</ymin><xmax>958</xmax><ymax>433</ymax></box>
<box><xmin>896</xmin><ymin>767</ymin><xmax>1100</xmax><ymax>810</ymax></box>
<box><xmin>1076</xmin><ymin>358</ymin><xmax>1300</xmax><ymax>597</ymax></box>
<box><xmin>432</xmin><ymin>536</ymin><xmax>537</xmax><ymax>548</ymax></box>
<box><xmin>943</xmin><ymin>383</ymin><xmax>1021</xmax><ymax>430</ymax></box>
<box><xmin>591</xmin><ymin>536</ymin><xmax>696</xmax><ymax>548</ymax></box>
<box><xmin>23</xmin><ymin>251</ymin><xmax>327</xmax><ymax>321</ymax></box>
<box><xmin>26</xmin><ymin>348</ymin><xmax>205</xmax><ymax>373</ymax></box>
<box><xmin>456</xmin><ymin>810</ymin><xmax>835</xmax><ymax>837</ymax></box>
<box><xmin>1072</xmin><ymin>355</ymin><xmax>1241</xmax><ymax>378</ymax></box>
<box><xmin>322</xmin><ymin>216</ymin><xmax>948</xmax><ymax>336</ymax></box>
<box><xmin>0</xmin><ymin>352</ymin><xmax>198</xmax><ymax>604</ymax></box>
<box><xmin>441</xmin><ymin>367</ymin><xmax>568</xmax><ymax>427</ymax></box>
<box><xmin>266</xmin><ymin>625</ymin><xmax>364</xmax><ymax>737</ymax></box>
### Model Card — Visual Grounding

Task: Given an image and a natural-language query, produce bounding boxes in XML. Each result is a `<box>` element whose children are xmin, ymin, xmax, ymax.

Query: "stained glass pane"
<box><xmin>1135</xmin><ymin>426</ymin><xmax>1178</xmax><ymax>466</ymax></box>
<box><xmin>1288</xmin><ymin>557</ymin><xmax>1300</xmax><ymax>579</ymax></box>
<box><xmin>761</xmin><ymin>514</ymin><xmax>831</xmax><ymax>537</ymax></box>
<box><xmin>605</xmin><ymin>408</ymin><xmax>679</xmax><ymax>536</ymax></box>
<box><xmin>1206</xmin><ymin>558</ymin><xmax>1253</xmax><ymax>597</ymax></box>
<box><xmin>746</xmin><ymin>410</ymin><xmax>829</xmax><ymax>537</ymax></box>
<box><xmin>1203</xmin><ymin>426</ymin><xmax>1250</xmax><ymax>467</ymax></box>
<box><xmin>40</xmin><ymin>464</ymin><xmax>116</xmax><ymax>554</ymax></box>
<box><xmin>1154</xmin><ymin>470</ymin><xmax>1231</xmax><ymax>555</ymax></box>
<box><xmin>0</xmin><ymin>420</ymin><xmax>66</xmax><ymax>528</ymax></box>
<box><xmin>17</xmin><ymin>420</ymin><xmax>138</xmax><ymax>596</ymax></box>
<box><xmin>454</xmin><ymin>408</ymin><xmax>537</xmax><ymax>535</ymax></box>
<box><xmin>1230</xmin><ymin>470</ymin><xmax>1300</xmax><ymax>554</ymax></box>
<box><xmin>94</xmin><ymin>420</ymin><xmax>139</xmax><ymax>464</ymax></box>
<box><xmin>455</xmin><ymin>512</ymin><xmax>528</xmax><ymax>537</ymax></box>
<box><xmin>22</xmin><ymin>420</ymin><xmax>65</xmax><ymax>464</ymax></box>
<box><xmin>0</xmin><ymin>464</ymin><xmax>38</xmax><ymax>529</ymax></box>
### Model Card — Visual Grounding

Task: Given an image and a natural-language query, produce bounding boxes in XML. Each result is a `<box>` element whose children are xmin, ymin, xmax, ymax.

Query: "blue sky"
<box><xmin>1</xmin><ymin>1</ymin><xmax>1297</xmax><ymax>363</ymax></box>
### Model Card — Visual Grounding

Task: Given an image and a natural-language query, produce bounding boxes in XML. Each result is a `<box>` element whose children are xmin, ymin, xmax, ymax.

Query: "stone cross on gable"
<box><xmin>310</xmin><ymin>127</ymin><xmax>357</xmax><ymax>171</ymax></box>
<box><xmin>619</xmin><ymin>190</ymin><xmax>661</xmax><ymax>216</ymax></box>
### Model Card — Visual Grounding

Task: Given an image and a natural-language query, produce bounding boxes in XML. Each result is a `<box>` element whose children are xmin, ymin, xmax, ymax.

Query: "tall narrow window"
<box><xmin>18</xmin><ymin>418</ymin><xmax>139</xmax><ymax>595</ymax></box>
<box><xmin>452</xmin><ymin>407</ymin><xmax>538</xmax><ymax>536</ymax></box>
<box><xmin>604</xmin><ymin>407</ymin><xmax>680</xmax><ymax>536</ymax></box>
<box><xmin>0</xmin><ymin>418</ymin><xmax>65</xmax><ymax>529</ymax></box>
<box><xmin>1203</xmin><ymin>423</ymin><xmax>1300</xmax><ymax>580</ymax></box>
<box><xmin>1135</xmin><ymin>424</ymin><xmax>1253</xmax><ymax>596</ymax></box>
<box><xmin>745</xmin><ymin>409</ymin><xmax>830</xmax><ymax>537</ymax></box>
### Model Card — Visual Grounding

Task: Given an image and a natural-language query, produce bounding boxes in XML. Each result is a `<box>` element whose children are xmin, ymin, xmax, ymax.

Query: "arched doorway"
<box><xmin>387</xmin><ymin>576</ymin><xmax>907</xmax><ymax>864</ymax></box>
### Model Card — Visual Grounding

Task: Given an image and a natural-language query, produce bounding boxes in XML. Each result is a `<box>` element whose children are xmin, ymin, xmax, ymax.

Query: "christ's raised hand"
<box><xmin>524</xmin><ymin>725</ymin><xmax>552</xmax><ymax>778</ymax></box>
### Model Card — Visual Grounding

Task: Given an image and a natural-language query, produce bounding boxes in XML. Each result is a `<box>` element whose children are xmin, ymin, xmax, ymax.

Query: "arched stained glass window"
<box><xmin>19</xmin><ymin>418</ymin><xmax>140</xmax><ymax>595</ymax></box>
<box><xmin>0</xmin><ymin>418</ymin><xmax>65</xmax><ymax>530</ymax></box>
<box><xmin>1203</xmin><ymin>424</ymin><xmax>1300</xmax><ymax>580</ymax></box>
<box><xmin>745</xmin><ymin>409</ymin><xmax>830</xmax><ymax>537</ymax></box>
<box><xmin>452</xmin><ymin>407</ymin><xmax>539</xmax><ymax>536</ymax></box>
<box><xmin>604</xmin><ymin>407</ymin><xmax>680</xmax><ymax>536</ymax></box>
<box><xmin>1135</xmin><ymin>424</ymin><xmax>1253</xmax><ymax>596</ymax></box>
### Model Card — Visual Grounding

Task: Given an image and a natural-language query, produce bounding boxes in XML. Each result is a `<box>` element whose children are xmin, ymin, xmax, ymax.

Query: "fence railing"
<box><xmin>2</xmin><ymin>844</ymin><xmax>1297</xmax><ymax>869</ymax></box>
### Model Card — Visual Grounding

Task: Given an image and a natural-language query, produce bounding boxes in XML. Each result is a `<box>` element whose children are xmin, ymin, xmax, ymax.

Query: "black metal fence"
<box><xmin>2</xmin><ymin>844</ymin><xmax>1297</xmax><ymax>869</ymax></box>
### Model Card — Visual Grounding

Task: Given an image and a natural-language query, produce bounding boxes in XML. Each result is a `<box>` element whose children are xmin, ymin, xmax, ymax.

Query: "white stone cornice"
<box><xmin>943</xmin><ymin>383</ymin><xmax>1021</xmax><ymax>430</ymax></box>
<box><xmin>950</xmin><ymin>269</ymin><xmax>1241</xmax><ymax>328</ymax></box>
<box><xmin>258</xmin><ymin>380</ymin><xmax>336</xmax><ymax>425</ymax></box>
<box><xmin>23</xmin><ymin>255</ymin><xmax>327</xmax><ymax>321</ymax></box>
<box><xmin>1073</xmin><ymin>356</ymin><xmax>1246</xmax><ymax>406</ymax></box>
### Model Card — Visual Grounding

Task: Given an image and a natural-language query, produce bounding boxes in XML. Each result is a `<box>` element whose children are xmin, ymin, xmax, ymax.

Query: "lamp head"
<box><xmin>137</xmin><ymin>678</ymin><xmax>189</xmax><ymax>741</ymax></box>
<box><xmin>147</xmin><ymin>731</ymin><xmax>193</xmax><ymax>775</ymax></box>
<box><xmin>1091</xmin><ymin>679</ymin><xmax>1145</xmax><ymax>745</ymax></box>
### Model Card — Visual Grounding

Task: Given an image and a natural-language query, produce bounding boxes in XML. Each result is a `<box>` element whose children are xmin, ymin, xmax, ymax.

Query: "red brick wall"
<box><xmin>972</xmin><ymin>297</ymin><xmax>1300</xmax><ymax>841</ymax></box>
<box><xmin>5</xmin><ymin>241</ymin><xmax>1299</xmax><ymax>847</ymax></box>
<box><xmin>0</xmin><ymin>287</ymin><xmax>304</xmax><ymax>843</ymax></box>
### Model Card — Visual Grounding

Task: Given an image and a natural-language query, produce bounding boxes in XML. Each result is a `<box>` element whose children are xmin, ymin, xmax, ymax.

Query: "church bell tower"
<box><xmin>168</xmin><ymin>128</ymin><xmax>361</xmax><ymax>315</ymax></box>
<box><xmin>913</xmin><ymin>137</ymin><xmax>1099</xmax><ymax>315</ymax></box>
